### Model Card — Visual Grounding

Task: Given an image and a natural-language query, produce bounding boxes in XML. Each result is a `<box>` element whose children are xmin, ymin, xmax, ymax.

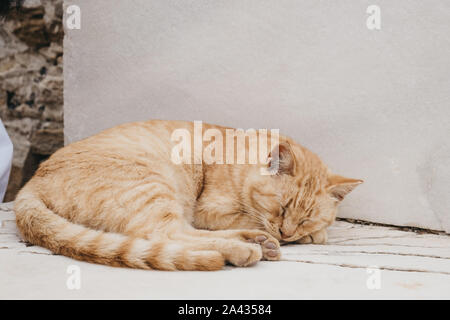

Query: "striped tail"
<box><xmin>14</xmin><ymin>185</ymin><xmax>224</xmax><ymax>271</ymax></box>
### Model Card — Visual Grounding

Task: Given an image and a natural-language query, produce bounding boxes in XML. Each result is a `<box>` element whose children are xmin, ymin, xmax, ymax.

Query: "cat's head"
<box><xmin>243</xmin><ymin>141</ymin><xmax>362</xmax><ymax>243</ymax></box>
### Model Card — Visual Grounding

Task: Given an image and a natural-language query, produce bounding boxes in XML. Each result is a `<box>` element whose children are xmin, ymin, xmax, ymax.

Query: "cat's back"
<box><xmin>46</xmin><ymin>120</ymin><xmax>191</xmax><ymax>158</ymax></box>
<box><xmin>32</xmin><ymin>120</ymin><xmax>193</xmax><ymax>180</ymax></box>
<box><xmin>26</xmin><ymin>120</ymin><xmax>202</xmax><ymax>220</ymax></box>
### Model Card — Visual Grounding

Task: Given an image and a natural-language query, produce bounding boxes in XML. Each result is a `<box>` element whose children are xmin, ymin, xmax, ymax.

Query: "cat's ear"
<box><xmin>268</xmin><ymin>142</ymin><xmax>296</xmax><ymax>176</ymax></box>
<box><xmin>327</xmin><ymin>174</ymin><xmax>363</xmax><ymax>201</ymax></box>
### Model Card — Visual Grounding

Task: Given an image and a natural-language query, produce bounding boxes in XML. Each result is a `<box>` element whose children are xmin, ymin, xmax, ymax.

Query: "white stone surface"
<box><xmin>64</xmin><ymin>1</ymin><xmax>450</xmax><ymax>232</ymax></box>
<box><xmin>1</xmin><ymin>202</ymin><xmax>449</xmax><ymax>299</ymax></box>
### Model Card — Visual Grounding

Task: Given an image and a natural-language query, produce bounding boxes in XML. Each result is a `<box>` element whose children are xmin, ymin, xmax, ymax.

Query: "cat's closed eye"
<box><xmin>298</xmin><ymin>219</ymin><xmax>309</xmax><ymax>227</ymax></box>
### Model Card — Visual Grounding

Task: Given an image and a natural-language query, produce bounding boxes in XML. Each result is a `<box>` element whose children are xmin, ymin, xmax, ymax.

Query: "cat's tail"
<box><xmin>14</xmin><ymin>184</ymin><xmax>224</xmax><ymax>271</ymax></box>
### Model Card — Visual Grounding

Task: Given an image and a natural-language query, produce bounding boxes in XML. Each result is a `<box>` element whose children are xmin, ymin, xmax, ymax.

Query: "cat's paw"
<box><xmin>257</xmin><ymin>234</ymin><xmax>281</xmax><ymax>261</ymax></box>
<box><xmin>225</xmin><ymin>242</ymin><xmax>263</xmax><ymax>267</ymax></box>
<box><xmin>296</xmin><ymin>229</ymin><xmax>328</xmax><ymax>244</ymax></box>
<box><xmin>237</xmin><ymin>230</ymin><xmax>281</xmax><ymax>261</ymax></box>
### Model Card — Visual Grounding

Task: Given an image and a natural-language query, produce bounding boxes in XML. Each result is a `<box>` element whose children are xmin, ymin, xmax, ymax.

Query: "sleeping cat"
<box><xmin>14</xmin><ymin>120</ymin><xmax>362</xmax><ymax>270</ymax></box>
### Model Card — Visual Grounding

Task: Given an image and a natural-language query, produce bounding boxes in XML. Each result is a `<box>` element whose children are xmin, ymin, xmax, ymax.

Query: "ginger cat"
<box><xmin>14</xmin><ymin>120</ymin><xmax>362</xmax><ymax>270</ymax></box>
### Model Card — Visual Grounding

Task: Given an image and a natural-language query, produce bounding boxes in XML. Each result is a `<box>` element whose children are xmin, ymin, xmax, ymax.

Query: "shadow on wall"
<box><xmin>0</xmin><ymin>0</ymin><xmax>64</xmax><ymax>201</ymax></box>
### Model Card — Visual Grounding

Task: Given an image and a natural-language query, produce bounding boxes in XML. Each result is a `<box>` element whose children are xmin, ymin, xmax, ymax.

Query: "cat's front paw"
<box><xmin>297</xmin><ymin>229</ymin><xmax>328</xmax><ymax>244</ymax></box>
<box><xmin>257</xmin><ymin>234</ymin><xmax>281</xmax><ymax>261</ymax></box>
<box><xmin>237</xmin><ymin>230</ymin><xmax>281</xmax><ymax>261</ymax></box>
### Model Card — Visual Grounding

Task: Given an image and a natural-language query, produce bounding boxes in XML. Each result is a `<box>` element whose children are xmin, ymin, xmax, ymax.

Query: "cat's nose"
<box><xmin>280</xmin><ymin>226</ymin><xmax>295</xmax><ymax>239</ymax></box>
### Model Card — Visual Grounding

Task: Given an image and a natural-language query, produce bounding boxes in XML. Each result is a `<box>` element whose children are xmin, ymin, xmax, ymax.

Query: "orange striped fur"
<box><xmin>14</xmin><ymin>120</ymin><xmax>362</xmax><ymax>270</ymax></box>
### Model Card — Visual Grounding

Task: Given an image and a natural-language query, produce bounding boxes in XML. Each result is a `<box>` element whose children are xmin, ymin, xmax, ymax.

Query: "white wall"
<box><xmin>64</xmin><ymin>0</ymin><xmax>450</xmax><ymax>232</ymax></box>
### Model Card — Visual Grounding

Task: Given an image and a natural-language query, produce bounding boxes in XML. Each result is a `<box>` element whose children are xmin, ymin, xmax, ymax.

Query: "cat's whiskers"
<box><xmin>236</xmin><ymin>199</ymin><xmax>279</xmax><ymax>237</ymax></box>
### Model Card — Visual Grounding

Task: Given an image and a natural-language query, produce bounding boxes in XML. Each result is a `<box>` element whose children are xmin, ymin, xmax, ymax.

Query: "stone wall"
<box><xmin>0</xmin><ymin>0</ymin><xmax>63</xmax><ymax>201</ymax></box>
